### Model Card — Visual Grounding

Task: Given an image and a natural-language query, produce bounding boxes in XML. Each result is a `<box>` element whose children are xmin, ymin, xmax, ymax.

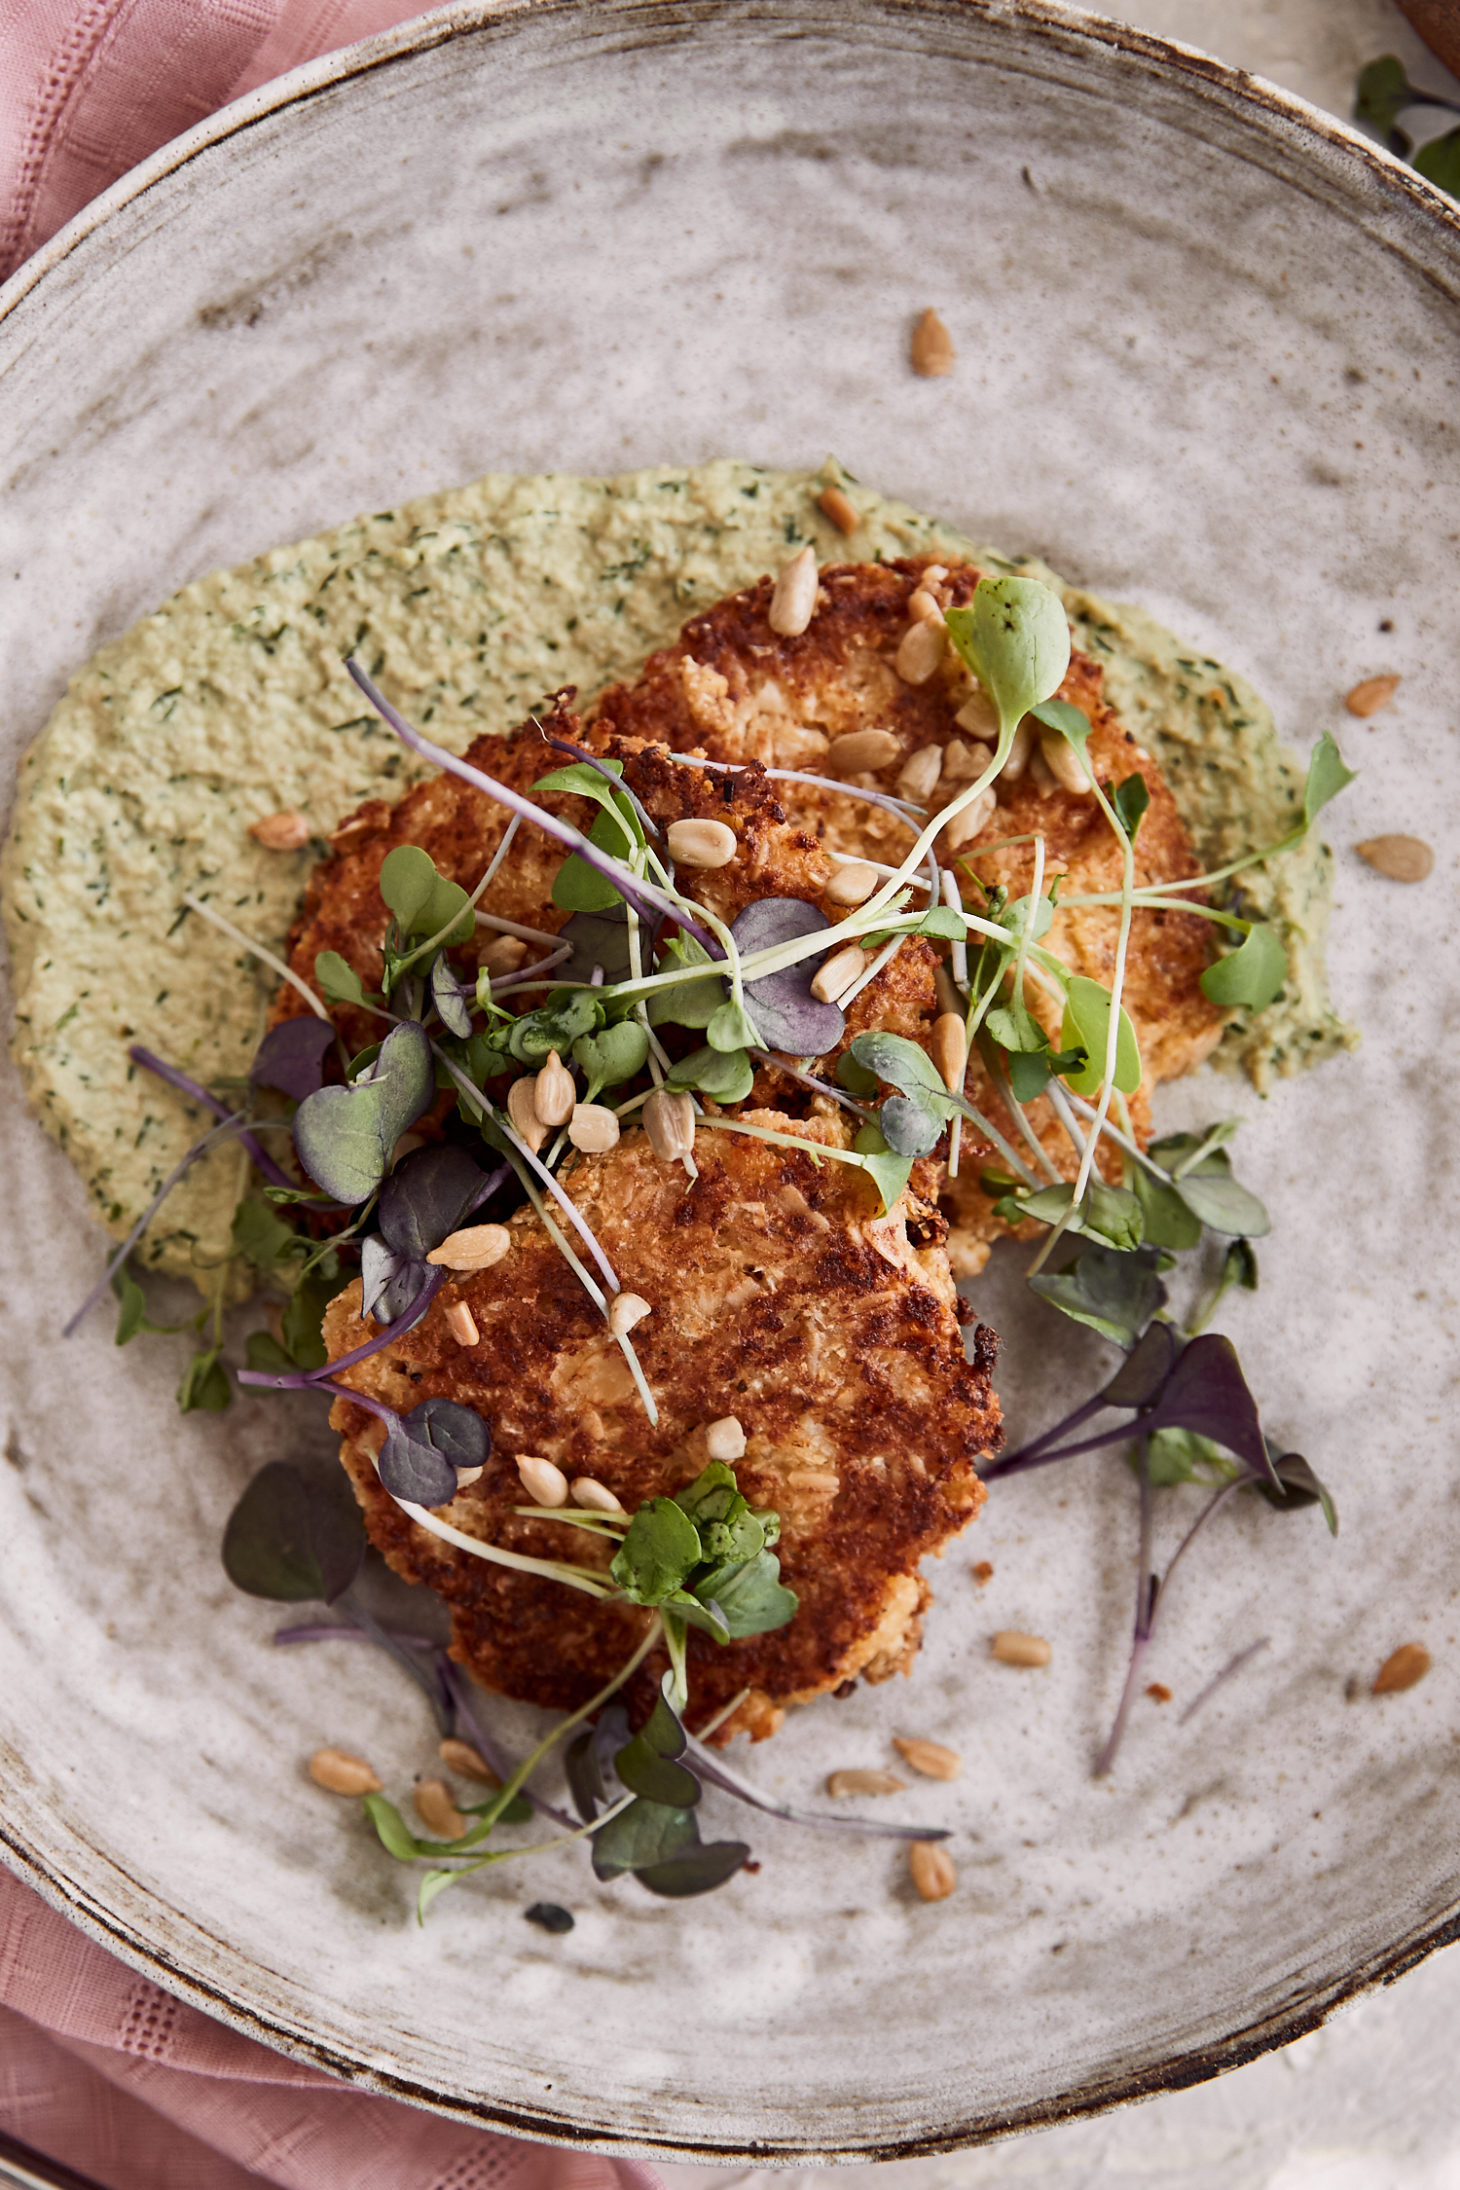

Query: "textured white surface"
<box><xmin>0</xmin><ymin>0</ymin><xmax>1458</xmax><ymax>2174</ymax></box>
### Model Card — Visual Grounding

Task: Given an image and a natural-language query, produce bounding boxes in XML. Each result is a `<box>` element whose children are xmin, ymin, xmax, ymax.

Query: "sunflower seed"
<box><xmin>481</xmin><ymin>933</ymin><xmax>530</xmax><ymax>977</ymax></box>
<box><xmin>445</xmin><ymin>1300</ymin><xmax>479</xmax><ymax>1347</ymax></box>
<box><xmin>768</xmin><ymin>545</ymin><xmax>819</xmax><ymax>637</ymax></box>
<box><xmin>817</xmin><ymin>485</ymin><xmax>861</xmax><ymax>536</ymax></box>
<box><xmin>897</xmin><ymin>744</ymin><xmax>943</xmax><ymax>803</ymax></box>
<box><xmin>992</xmin><ymin>1630</ymin><xmax>1051</xmax><ymax>1667</ymax></box>
<box><xmin>1373</xmin><ymin>1642</ymin><xmax>1431</xmax><ymax>1694</ymax></box>
<box><xmin>810</xmin><ymin>943</ymin><xmax>869</xmax><ymax>1004</ymax></box>
<box><xmin>826</xmin><ymin>1768</ymin><xmax>907</xmax><ymax>1797</ymax></box>
<box><xmin>249</xmin><ymin>809</ymin><xmax>310</xmax><ymax>850</ymax></box>
<box><xmin>608</xmin><ymin>1291</ymin><xmax>651</xmax><ymax>1337</ymax></box>
<box><xmin>643</xmin><ymin>1087</ymin><xmax>696</xmax><ymax>1164</ymax></box>
<box><xmin>427</xmin><ymin>1223</ymin><xmax>511</xmax><ymax>1271</ymax></box>
<box><xmin>1355</xmin><ymin>834</ymin><xmax>1433</xmax><ymax>882</ymax></box>
<box><xmin>414</xmin><ymin>1776</ymin><xmax>467</xmax><ymax>1839</ymax></box>
<box><xmin>1038</xmin><ymin>726</ymin><xmax>1093</xmax><ymax>795</ymax></box>
<box><xmin>667</xmin><ymin>817</ymin><xmax>738</xmax><ymax>868</ymax></box>
<box><xmin>308</xmin><ymin>1747</ymin><xmax>382</xmax><ymax>1795</ymax></box>
<box><xmin>571</xmin><ymin>1477</ymin><xmax>625</xmax><ymax>1513</ymax></box>
<box><xmin>825</xmin><ymin>859</ymin><xmax>879</xmax><ymax>906</ymax></box>
<box><xmin>895</xmin><ymin>620</ymin><xmax>946</xmax><ymax>686</ymax></box>
<box><xmin>517</xmin><ymin>1454</ymin><xmax>569</xmax><ymax>1507</ymax></box>
<box><xmin>892</xmin><ymin>1736</ymin><xmax>962</xmax><ymax>1781</ymax></box>
<box><xmin>907</xmin><ymin>586</ymin><xmax>944</xmax><ymax>627</ymax></box>
<box><xmin>827</xmin><ymin>728</ymin><xmax>902</xmax><ymax>775</ymax></box>
<box><xmin>931</xmin><ymin>1013</ymin><xmax>968</xmax><ymax>1095</ymax></box>
<box><xmin>439</xmin><ymin>1737</ymin><xmax>500</xmax><ymax>1785</ymax></box>
<box><xmin>533</xmin><ymin>1048</ymin><xmax>576</xmax><ymax>1128</ymax></box>
<box><xmin>568</xmin><ymin>1102</ymin><xmax>621</xmax><ymax>1153</ymax></box>
<box><xmin>909</xmin><ymin>1842</ymin><xmax>957</xmax><ymax>1900</ymax></box>
<box><xmin>910</xmin><ymin>307</ymin><xmax>955</xmax><ymax>377</ymax></box>
<box><xmin>705</xmin><ymin>1415</ymin><xmax>746</xmax><ymax>1461</ymax></box>
<box><xmin>1345</xmin><ymin>673</ymin><xmax>1400</xmax><ymax>717</ymax></box>
<box><xmin>507</xmin><ymin>1075</ymin><xmax>549</xmax><ymax>1152</ymax></box>
<box><xmin>939</xmin><ymin>786</ymin><xmax>997</xmax><ymax>851</ymax></box>
<box><xmin>998</xmin><ymin>716</ymin><xmax>1036</xmax><ymax>783</ymax></box>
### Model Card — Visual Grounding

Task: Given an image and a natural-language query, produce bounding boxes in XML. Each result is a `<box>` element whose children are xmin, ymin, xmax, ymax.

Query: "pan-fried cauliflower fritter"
<box><xmin>325</xmin><ymin>1114</ymin><xmax>996</xmax><ymax>1741</ymax></box>
<box><xmin>276</xmin><ymin>694</ymin><xmax>939</xmax><ymax>1068</ymax></box>
<box><xmin>589</xmin><ymin>556</ymin><xmax>1224</xmax><ymax>1266</ymax></box>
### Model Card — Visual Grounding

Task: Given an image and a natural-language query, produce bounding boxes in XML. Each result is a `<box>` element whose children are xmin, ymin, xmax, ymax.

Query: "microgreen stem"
<box><xmin>63</xmin><ymin>1112</ymin><xmax>257</xmax><ymax>1337</ymax></box>
<box><xmin>749</xmin><ymin>1051</ymin><xmax>873</xmax><ymax>1121</ymax></box>
<box><xmin>1178</xmin><ymin>1637</ymin><xmax>1270</xmax><ymax>1726</ymax></box>
<box><xmin>686</xmin><ymin>1740</ymin><xmax>952</xmax><ymax>1844</ymax></box>
<box><xmin>472</xmin><ymin>1616</ymin><xmax>664</xmax><ymax>1833</ymax></box>
<box><xmin>345</xmin><ymin>660</ymin><xmax>719</xmax><ymax>953</ymax></box>
<box><xmin>439</xmin><ymin>1659</ymin><xmax>578</xmax><ymax>1831</ymax></box>
<box><xmin>238</xmin><ymin>1269</ymin><xmax>447</xmax><ymax>1389</ymax></box>
<box><xmin>129</xmin><ymin>1046</ymin><xmax>297</xmax><ymax>1192</ymax></box>
<box><xmin>543</xmin><ymin>731</ymin><xmax>662</xmax><ymax>842</ymax></box>
<box><xmin>835</xmin><ymin>934</ymin><xmax>903</xmax><ymax>1016</ymax></box>
<box><xmin>180</xmin><ymin>892</ymin><xmax>331</xmax><ymax>1022</ymax></box>
<box><xmin>473</xmin><ymin>911</ymin><xmax>563</xmax><ymax>949</ymax></box>
<box><xmin>393</xmin><ymin>1494</ymin><xmax>620</xmax><ymax>1597</ymax></box>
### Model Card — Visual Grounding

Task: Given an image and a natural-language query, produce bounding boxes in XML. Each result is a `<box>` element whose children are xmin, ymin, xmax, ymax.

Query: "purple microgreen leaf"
<box><xmin>1256</xmin><ymin>1447</ymin><xmax>1338</xmax><ymax>1534</ymax></box>
<box><xmin>430</xmin><ymin>954</ymin><xmax>475</xmax><ymax>1038</ymax></box>
<box><xmin>292</xmin><ymin>1021</ymin><xmax>434</xmax><ymax>1204</ymax></box>
<box><xmin>379</xmin><ymin>1145</ymin><xmax>501</xmax><ymax>1259</ymax></box>
<box><xmin>729</xmin><ymin>898</ymin><xmax>845</xmax><ymax>1055</ymax></box>
<box><xmin>378</xmin><ymin>1396</ymin><xmax>491</xmax><ymax>1506</ymax></box>
<box><xmin>239</xmin><ymin>1268</ymin><xmax>444</xmax><ymax>1389</ymax></box>
<box><xmin>360</xmin><ymin>1235</ymin><xmax>426</xmax><ymax>1325</ymax></box>
<box><xmin>633</xmin><ymin>1840</ymin><xmax>751</xmax><ymax>1898</ymax></box>
<box><xmin>222</xmin><ymin>1460</ymin><xmax>366</xmax><ymax>1604</ymax></box>
<box><xmin>249</xmin><ymin>1017</ymin><xmax>335</xmax><ymax>1101</ymax></box>
<box><xmin>1141</xmin><ymin>1333</ymin><xmax>1280</xmax><ymax>1487</ymax></box>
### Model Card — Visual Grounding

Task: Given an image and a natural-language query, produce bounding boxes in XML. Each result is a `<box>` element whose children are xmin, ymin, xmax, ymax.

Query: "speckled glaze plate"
<box><xmin>1</xmin><ymin>0</ymin><xmax>1458</xmax><ymax>2162</ymax></box>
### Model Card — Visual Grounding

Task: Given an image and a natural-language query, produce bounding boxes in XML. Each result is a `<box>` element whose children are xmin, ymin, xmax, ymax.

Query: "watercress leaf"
<box><xmin>1030</xmin><ymin>1242</ymin><xmax>1167</xmax><ymax>1347</ymax></box>
<box><xmin>250</xmin><ymin>1017</ymin><xmax>335</xmax><ymax>1100</ymax></box>
<box><xmin>572</xmin><ymin>1019</ymin><xmax>649</xmax><ymax>1096</ymax></box>
<box><xmin>557</xmin><ymin>904</ymin><xmax>646</xmax><ymax>986</ymax></box>
<box><xmin>430</xmin><ymin>953</ymin><xmax>474</xmax><ymax>1039</ymax></box>
<box><xmin>178</xmin><ymin>1348</ymin><xmax>231</xmax><ymax>1413</ymax></box>
<box><xmin>1257</xmin><ymin>1448</ymin><xmax>1339</xmax><ymax>1534</ymax></box>
<box><xmin>944</xmin><ymin>576</ymin><xmax>1071</xmax><ymax>738</ymax></box>
<box><xmin>508</xmin><ymin>990</ymin><xmax>604</xmax><ymax>1065</ymax></box>
<box><xmin>314</xmin><ymin>950</ymin><xmax>366</xmax><ymax>1007</ymax></box>
<box><xmin>692</xmin><ymin>1549</ymin><xmax>799</xmax><ymax>1638</ymax></box>
<box><xmin>610</xmin><ymin>1496</ymin><xmax>704</xmax><ymax>1604</ymax></box>
<box><xmin>379</xmin><ymin>844</ymin><xmax>474</xmax><ymax>945</ymax></box>
<box><xmin>1110</xmin><ymin>772</ymin><xmax>1150</xmax><ymax>842</ymax></box>
<box><xmin>1172</xmin><ymin>1171</ymin><xmax>1271</xmax><ymax>1238</ymax></box>
<box><xmin>707</xmin><ymin>998</ymin><xmax>762</xmax><ymax>1054</ymax></box>
<box><xmin>730</xmin><ymin>898</ymin><xmax>846</xmax><ymax>1056</ymax></box>
<box><xmin>1060</xmin><ymin>977</ymin><xmax>1142</xmax><ymax>1097</ymax></box>
<box><xmin>552</xmin><ymin>846</ymin><xmax>625</xmax><ymax>914</ymax></box>
<box><xmin>232</xmin><ymin>1197</ymin><xmax>297</xmax><ymax>1271</ymax></box>
<box><xmin>244</xmin><ymin>1330</ymin><xmax>295</xmax><ymax>1375</ymax></box>
<box><xmin>1130</xmin><ymin>1165</ymin><xmax>1204</xmax><ymax>1250</ymax></box>
<box><xmin>1142</xmin><ymin>1333</ymin><xmax>1277</xmax><ymax>1484</ymax></box>
<box><xmin>1415</xmin><ymin>125</ymin><xmax>1460</xmax><ymax>195</ymax></box>
<box><xmin>112</xmin><ymin>1266</ymin><xmax>149</xmax><ymax>1345</ymax></box>
<box><xmin>379</xmin><ymin>1396</ymin><xmax>490</xmax><ymax>1507</ymax></box>
<box><xmin>379</xmin><ymin>1144</ymin><xmax>494</xmax><ymax>1258</ymax></box>
<box><xmin>590</xmin><ymin>1796</ymin><xmax>700</xmax><ymax>1878</ymax></box>
<box><xmin>222</xmin><ymin>1459</ymin><xmax>365</xmax><ymax>1603</ymax></box>
<box><xmin>293</xmin><ymin>1022</ymin><xmax>435</xmax><ymax>1204</ymax></box>
<box><xmin>1355</xmin><ymin>53</ymin><xmax>1415</xmax><ymax>151</ymax></box>
<box><xmin>1031</xmin><ymin>696</ymin><xmax>1091</xmax><ymax>753</ymax></box>
<box><xmin>850</xmin><ymin>1029</ymin><xmax>948</xmax><ymax>1099</ymax></box>
<box><xmin>836</xmin><ymin>1048</ymin><xmax>881</xmax><ymax>1098</ymax></box>
<box><xmin>281</xmin><ymin>1264</ymin><xmax>350</xmax><ymax>1369</ymax></box>
<box><xmin>634</xmin><ymin>1840</ymin><xmax>750</xmax><ymax>1898</ymax></box>
<box><xmin>879</xmin><ymin>1092</ymin><xmax>944</xmax><ymax>1158</ymax></box>
<box><xmin>1200</xmin><ymin>923</ymin><xmax>1288</xmax><ymax>1012</ymax></box>
<box><xmin>665</xmin><ymin>1044</ymin><xmax>754</xmax><ymax>1103</ymax></box>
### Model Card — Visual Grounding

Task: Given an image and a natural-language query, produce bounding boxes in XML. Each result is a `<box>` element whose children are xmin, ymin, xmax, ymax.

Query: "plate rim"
<box><xmin>3</xmin><ymin>0</ymin><xmax>1460</xmax><ymax>2160</ymax></box>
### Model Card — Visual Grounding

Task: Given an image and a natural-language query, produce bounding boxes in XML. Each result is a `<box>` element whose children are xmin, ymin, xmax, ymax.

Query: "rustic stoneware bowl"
<box><xmin>1</xmin><ymin>0</ymin><xmax>1458</xmax><ymax>2161</ymax></box>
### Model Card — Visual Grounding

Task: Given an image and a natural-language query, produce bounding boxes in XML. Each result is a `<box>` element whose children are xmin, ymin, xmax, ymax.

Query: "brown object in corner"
<box><xmin>1394</xmin><ymin>1</ymin><xmax>1460</xmax><ymax>79</ymax></box>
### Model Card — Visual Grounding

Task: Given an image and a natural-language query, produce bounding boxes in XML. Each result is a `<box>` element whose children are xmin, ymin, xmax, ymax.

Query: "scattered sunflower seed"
<box><xmin>892</xmin><ymin>1737</ymin><xmax>961</xmax><ymax>1781</ymax></box>
<box><xmin>571</xmin><ymin>1476</ymin><xmax>625</xmax><ymax>1514</ymax></box>
<box><xmin>517</xmin><ymin>1454</ymin><xmax>569</xmax><ymax>1507</ymax></box>
<box><xmin>827</xmin><ymin>728</ymin><xmax>901</xmax><ymax>775</ymax></box>
<box><xmin>1373</xmin><ymin>1642</ymin><xmax>1431</xmax><ymax>1694</ymax></box>
<box><xmin>705</xmin><ymin>1415</ymin><xmax>747</xmax><ymax>1461</ymax></box>
<box><xmin>909</xmin><ymin>1842</ymin><xmax>957</xmax><ymax>1901</ymax></box>
<box><xmin>249</xmin><ymin>809</ymin><xmax>310</xmax><ymax>850</ymax></box>
<box><xmin>439</xmin><ymin>1737</ymin><xmax>500</xmax><ymax>1786</ymax></box>
<box><xmin>1344</xmin><ymin>673</ymin><xmax>1400</xmax><ymax>717</ymax></box>
<box><xmin>667</xmin><ymin>817</ymin><xmax>738</xmax><ymax>868</ymax></box>
<box><xmin>910</xmin><ymin>306</ymin><xmax>955</xmax><ymax>377</ymax></box>
<box><xmin>826</xmin><ymin>1768</ymin><xmax>907</xmax><ymax>1797</ymax></box>
<box><xmin>414</xmin><ymin>1775</ymin><xmax>467</xmax><ymax>1839</ymax></box>
<box><xmin>1355</xmin><ymin>834</ymin><xmax>1433</xmax><ymax>882</ymax></box>
<box><xmin>768</xmin><ymin>544</ymin><xmax>820</xmax><ymax>638</ymax></box>
<box><xmin>308</xmin><ymin>1747</ymin><xmax>382</xmax><ymax>1795</ymax></box>
<box><xmin>991</xmin><ymin>1630</ymin><xmax>1051</xmax><ymax>1668</ymax></box>
<box><xmin>817</xmin><ymin>485</ymin><xmax>861</xmax><ymax>536</ymax></box>
<box><xmin>427</xmin><ymin>1223</ymin><xmax>511</xmax><ymax>1271</ymax></box>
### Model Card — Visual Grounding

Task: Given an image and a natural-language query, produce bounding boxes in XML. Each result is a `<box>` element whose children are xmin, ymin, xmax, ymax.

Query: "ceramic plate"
<box><xmin>1</xmin><ymin>0</ymin><xmax>1458</xmax><ymax>2161</ymax></box>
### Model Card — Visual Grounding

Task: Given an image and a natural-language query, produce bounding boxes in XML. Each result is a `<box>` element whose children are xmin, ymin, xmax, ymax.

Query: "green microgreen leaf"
<box><xmin>836</xmin><ymin>1048</ymin><xmax>881</xmax><ymax>1099</ymax></box>
<box><xmin>998</xmin><ymin>1178</ymin><xmax>1145</xmax><ymax>1251</ymax></box>
<box><xmin>379</xmin><ymin>844</ymin><xmax>474</xmax><ymax>945</ymax></box>
<box><xmin>646</xmin><ymin>934</ymin><xmax>721</xmax><ymax>1030</ymax></box>
<box><xmin>1415</xmin><ymin>126</ymin><xmax>1460</xmax><ymax>195</ymax></box>
<box><xmin>1143</xmin><ymin>1426</ymin><xmax>1239</xmax><ymax>1488</ymax></box>
<box><xmin>292</xmin><ymin>1022</ymin><xmax>435</xmax><ymax>1204</ymax></box>
<box><xmin>610</xmin><ymin>1497</ymin><xmax>704</xmax><ymax>1604</ymax></box>
<box><xmin>1031</xmin><ymin>696</ymin><xmax>1091</xmax><ymax>753</ymax></box>
<box><xmin>944</xmin><ymin>576</ymin><xmax>1072</xmax><ymax>740</ymax></box>
<box><xmin>1354</xmin><ymin>54</ymin><xmax>1415</xmax><ymax>152</ymax></box>
<box><xmin>1128</xmin><ymin>1165</ymin><xmax>1203</xmax><ymax>1251</ymax></box>
<box><xmin>507</xmin><ymin>990</ymin><xmax>604</xmax><ymax>1065</ymax></box>
<box><xmin>315</xmin><ymin>950</ymin><xmax>367</xmax><ymax>1007</ymax></box>
<box><xmin>221</xmin><ymin>1459</ymin><xmax>366</xmax><ymax>1603</ymax></box>
<box><xmin>1303</xmin><ymin>732</ymin><xmax>1357</xmax><ymax>825</ymax></box>
<box><xmin>1257</xmin><ymin>1449</ymin><xmax>1339</xmax><ymax>1535</ymax></box>
<box><xmin>244</xmin><ymin>1331</ymin><xmax>296</xmax><ymax>1375</ymax></box>
<box><xmin>1199</xmin><ymin>924</ymin><xmax>1287</xmax><ymax>1016</ymax></box>
<box><xmin>707</xmin><ymin>998</ymin><xmax>762</xmax><ymax>1054</ymax></box>
<box><xmin>571</xmin><ymin>1019</ymin><xmax>649</xmax><ymax>1099</ymax></box>
<box><xmin>1110</xmin><ymin>773</ymin><xmax>1150</xmax><ymax>842</ymax></box>
<box><xmin>666</xmin><ymin>1044</ymin><xmax>755</xmax><ymax>1103</ymax></box>
<box><xmin>231</xmin><ymin>1197</ymin><xmax>297</xmax><ymax>1271</ymax></box>
<box><xmin>1169</xmin><ymin>1170</ymin><xmax>1271</xmax><ymax>1239</ymax></box>
<box><xmin>178</xmin><ymin>1347</ymin><xmax>231</xmax><ymax>1412</ymax></box>
<box><xmin>878</xmin><ymin>1093</ymin><xmax>944</xmax><ymax>1158</ymax></box>
<box><xmin>1059</xmin><ymin>976</ymin><xmax>1142</xmax><ymax>1097</ymax></box>
<box><xmin>848</xmin><ymin>1030</ymin><xmax>947</xmax><ymax>1102</ymax></box>
<box><xmin>690</xmin><ymin>1552</ymin><xmax>798</xmax><ymax>1638</ymax></box>
<box><xmin>1028</xmin><ymin>1242</ymin><xmax>1167</xmax><ymax>1347</ymax></box>
<box><xmin>858</xmin><ymin>1146</ymin><xmax>915</xmax><ymax>1216</ymax></box>
<box><xmin>280</xmin><ymin>1262</ymin><xmax>350</xmax><ymax>1369</ymax></box>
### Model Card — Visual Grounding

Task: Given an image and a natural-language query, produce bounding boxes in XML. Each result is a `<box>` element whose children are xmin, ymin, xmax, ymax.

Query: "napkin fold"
<box><xmin>0</xmin><ymin>0</ymin><xmax>432</xmax><ymax>283</ymax></box>
<box><xmin>0</xmin><ymin>1863</ymin><xmax>662</xmax><ymax>2190</ymax></box>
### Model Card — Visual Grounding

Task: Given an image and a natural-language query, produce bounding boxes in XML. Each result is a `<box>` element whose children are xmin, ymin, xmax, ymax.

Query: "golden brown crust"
<box><xmin>324</xmin><ymin>1113</ymin><xmax>996</xmax><ymax>1737</ymax></box>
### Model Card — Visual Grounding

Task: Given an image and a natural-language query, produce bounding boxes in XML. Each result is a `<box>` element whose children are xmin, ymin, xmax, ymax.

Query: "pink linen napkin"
<box><xmin>0</xmin><ymin>1863</ymin><xmax>664</xmax><ymax>2189</ymax></box>
<box><xmin>0</xmin><ymin>0</ymin><xmax>438</xmax><ymax>283</ymax></box>
<box><xmin>0</xmin><ymin>10</ymin><xmax>666</xmax><ymax>2185</ymax></box>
